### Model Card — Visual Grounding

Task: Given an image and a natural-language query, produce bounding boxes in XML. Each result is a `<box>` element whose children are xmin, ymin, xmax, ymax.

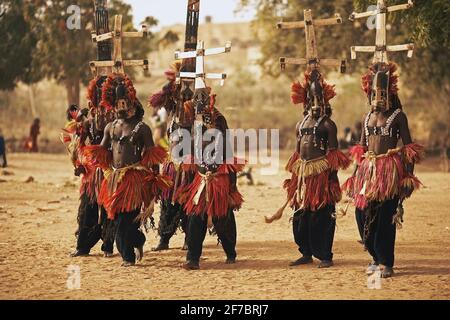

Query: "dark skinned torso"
<box><xmin>361</xmin><ymin>109</ymin><xmax>412</xmax><ymax>155</ymax></box>
<box><xmin>296</xmin><ymin>115</ymin><xmax>339</xmax><ymax>161</ymax></box>
<box><xmin>101</xmin><ymin>117</ymin><xmax>154</xmax><ymax>169</ymax></box>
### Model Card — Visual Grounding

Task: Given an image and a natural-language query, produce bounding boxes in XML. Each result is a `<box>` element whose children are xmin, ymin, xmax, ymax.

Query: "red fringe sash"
<box><xmin>283</xmin><ymin>150</ymin><xmax>350</xmax><ymax>211</ymax></box>
<box><xmin>342</xmin><ymin>143</ymin><xmax>424</xmax><ymax>209</ymax></box>
<box><xmin>175</xmin><ymin>157</ymin><xmax>245</xmax><ymax>218</ymax></box>
<box><xmin>82</xmin><ymin>145</ymin><xmax>171</xmax><ymax>219</ymax></box>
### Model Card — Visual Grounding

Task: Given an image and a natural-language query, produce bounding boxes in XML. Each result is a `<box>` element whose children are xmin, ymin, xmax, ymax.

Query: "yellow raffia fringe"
<box><xmin>291</xmin><ymin>156</ymin><xmax>330</xmax><ymax>178</ymax></box>
<box><xmin>104</xmin><ymin>163</ymin><xmax>150</xmax><ymax>188</ymax></box>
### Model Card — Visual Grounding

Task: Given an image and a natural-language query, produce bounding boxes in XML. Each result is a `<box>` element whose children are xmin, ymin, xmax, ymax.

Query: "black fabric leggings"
<box><xmin>292</xmin><ymin>205</ymin><xmax>336</xmax><ymax>261</ymax></box>
<box><xmin>76</xmin><ymin>193</ymin><xmax>115</xmax><ymax>254</ymax></box>
<box><xmin>357</xmin><ymin>198</ymin><xmax>399</xmax><ymax>267</ymax></box>
<box><xmin>115</xmin><ymin>209</ymin><xmax>146</xmax><ymax>263</ymax></box>
<box><xmin>186</xmin><ymin>209</ymin><xmax>237</xmax><ymax>263</ymax></box>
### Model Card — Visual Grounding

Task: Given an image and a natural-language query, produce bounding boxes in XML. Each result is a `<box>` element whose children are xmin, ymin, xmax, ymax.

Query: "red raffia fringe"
<box><xmin>283</xmin><ymin>170</ymin><xmax>342</xmax><ymax>212</ymax></box>
<box><xmin>183</xmin><ymin>100</ymin><xmax>195</xmax><ymax>124</ymax></box>
<box><xmin>81</xmin><ymin>145</ymin><xmax>111</xmax><ymax>170</ymax></box>
<box><xmin>349</xmin><ymin>144</ymin><xmax>367</xmax><ymax>164</ymax></box>
<box><xmin>98</xmin><ymin>169</ymin><xmax>171</xmax><ymax>219</ymax></box>
<box><xmin>327</xmin><ymin>149</ymin><xmax>351</xmax><ymax>171</ymax></box>
<box><xmin>175</xmin><ymin>158</ymin><xmax>245</xmax><ymax>218</ymax></box>
<box><xmin>141</xmin><ymin>146</ymin><xmax>168</xmax><ymax>167</ymax></box>
<box><xmin>80</xmin><ymin>166</ymin><xmax>102</xmax><ymax>204</ymax></box>
<box><xmin>342</xmin><ymin>146</ymin><xmax>423</xmax><ymax>209</ymax></box>
<box><xmin>149</xmin><ymin>90</ymin><xmax>165</xmax><ymax>109</ymax></box>
<box><xmin>402</xmin><ymin>143</ymin><xmax>424</xmax><ymax>164</ymax></box>
<box><xmin>282</xmin><ymin>151</ymin><xmax>347</xmax><ymax>211</ymax></box>
<box><xmin>160</xmin><ymin>161</ymin><xmax>178</xmax><ymax>201</ymax></box>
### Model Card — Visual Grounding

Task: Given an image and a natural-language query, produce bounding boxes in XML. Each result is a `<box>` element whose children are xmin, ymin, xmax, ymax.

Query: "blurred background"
<box><xmin>0</xmin><ymin>0</ymin><xmax>448</xmax><ymax>169</ymax></box>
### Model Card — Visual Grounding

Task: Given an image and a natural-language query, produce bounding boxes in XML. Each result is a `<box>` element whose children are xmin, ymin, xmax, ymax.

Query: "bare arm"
<box><xmin>397</xmin><ymin>112</ymin><xmax>414</xmax><ymax>175</ymax></box>
<box><xmin>398</xmin><ymin>111</ymin><xmax>413</xmax><ymax>146</ymax></box>
<box><xmin>295</xmin><ymin>121</ymin><xmax>301</xmax><ymax>153</ymax></box>
<box><xmin>140</xmin><ymin>124</ymin><xmax>159</xmax><ymax>172</ymax></box>
<box><xmin>141</xmin><ymin>124</ymin><xmax>155</xmax><ymax>149</ymax></box>
<box><xmin>326</xmin><ymin>118</ymin><xmax>339</xmax><ymax>150</ymax></box>
<box><xmin>100</xmin><ymin>122</ymin><xmax>112</xmax><ymax>149</ymax></box>
<box><xmin>359</xmin><ymin>115</ymin><xmax>367</xmax><ymax>147</ymax></box>
<box><xmin>79</xmin><ymin>119</ymin><xmax>90</xmax><ymax>146</ymax></box>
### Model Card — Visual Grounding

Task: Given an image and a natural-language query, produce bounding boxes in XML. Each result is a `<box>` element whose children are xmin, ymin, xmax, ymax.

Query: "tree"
<box><xmin>28</xmin><ymin>0</ymin><xmax>158</xmax><ymax>106</ymax></box>
<box><xmin>238</xmin><ymin>0</ymin><xmax>373</xmax><ymax>79</ymax></box>
<box><xmin>0</xmin><ymin>1</ymin><xmax>38</xmax><ymax>90</ymax></box>
<box><xmin>354</xmin><ymin>0</ymin><xmax>450</xmax><ymax>88</ymax></box>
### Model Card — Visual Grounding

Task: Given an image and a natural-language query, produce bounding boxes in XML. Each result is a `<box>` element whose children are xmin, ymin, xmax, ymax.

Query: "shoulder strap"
<box><xmin>383</xmin><ymin>109</ymin><xmax>402</xmax><ymax>135</ymax></box>
<box><xmin>298</xmin><ymin>114</ymin><xmax>310</xmax><ymax>137</ymax></box>
<box><xmin>364</xmin><ymin>111</ymin><xmax>372</xmax><ymax>145</ymax></box>
<box><xmin>131</xmin><ymin>121</ymin><xmax>144</xmax><ymax>138</ymax></box>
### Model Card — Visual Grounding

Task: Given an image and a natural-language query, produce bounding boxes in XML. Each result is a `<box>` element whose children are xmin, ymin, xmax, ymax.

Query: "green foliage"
<box><xmin>0</xmin><ymin>1</ymin><xmax>38</xmax><ymax>90</ymax></box>
<box><xmin>354</xmin><ymin>0</ymin><xmax>450</xmax><ymax>48</ymax></box>
<box><xmin>0</xmin><ymin>0</ymin><xmax>162</xmax><ymax>104</ymax></box>
<box><xmin>240</xmin><ymin>0</ymin><xmax>372</xmax><ymax>79</ymax></box>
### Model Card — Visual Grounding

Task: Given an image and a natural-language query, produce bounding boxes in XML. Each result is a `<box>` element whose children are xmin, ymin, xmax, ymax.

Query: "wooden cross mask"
<box><xmin>350</xmin><ymin>0</ymin><xmax>414</xmax><ymax>63</ymax></box>
<box><xmin>277</xmin><ymin>9</ymin><xmax>346</xmax><ymax>73</ymax></box>
<box><xmin>174</xmin><ymin>40</ymin><xmax>231</xmax><ymax>90</ymax></box>
<box><xmin>89</xmin><ymin>14</ymin><xmax>149</xmax><ymax>75</ymax></box>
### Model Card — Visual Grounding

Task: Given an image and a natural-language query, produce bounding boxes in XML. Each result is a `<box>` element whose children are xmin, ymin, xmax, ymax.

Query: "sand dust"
<box><xmin>0</xmin><ymin>153</ymin><xmax>449</xmax><ymax>300</ymax></box>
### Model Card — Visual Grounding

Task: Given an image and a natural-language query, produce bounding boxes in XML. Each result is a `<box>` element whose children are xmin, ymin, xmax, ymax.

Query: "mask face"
<box><xmin>307</xmin><ymin>71</ymin><xmax>325</xmax><ymax>118</ymax></box>
<box><xmin>181</xmin><ymin>82</ymin><xmax>194</xmax><ymax>102</ymax></box>
<box><xmin>370</xmin><ymin>70</ymin><xmax>390</xmax><ymax>112</ymax></box>
<box><xmin>115</xmin><ymin>99</ymin><xmax>135</xmax><ymax>119</ymax></box>
<box><xmin>193</xmin><ymin>89</ymin><xmax>210</xmax><ymax>117</ymax></box>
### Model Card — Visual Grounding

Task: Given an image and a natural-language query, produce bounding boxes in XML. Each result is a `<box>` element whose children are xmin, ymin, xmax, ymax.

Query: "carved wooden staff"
<box><xmin>169</xmin><ymin>1</ymin><xmax>201</xmax><ymax>204</ymax></box>
<box><xmin>91</xmin><ymin>0</ymin><xmax>112</xmax><ymax>76</ymax></box>
<box><xmin>350</xmin><ymin>0</ymin><xmax>414</xmax><ymax>63</ymax></box>
<box><xmin>278</xmin><ymin>9</ymin><xmax>346</xmax><ymax>73</ymax></box>
<box><xmin>173</xmin><ymin>0</ymin><xmax>201</xmax><ymax>123</ymax></box>
<box><xmin>89</xmin><ymin>13</ymin><xmax>149</xmax><ymax>75</ymax></box>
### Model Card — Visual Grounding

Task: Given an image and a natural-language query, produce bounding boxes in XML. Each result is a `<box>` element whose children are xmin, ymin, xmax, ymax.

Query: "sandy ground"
<box><xmin>0</xmin><ymin>153</ymin><xmax>449</xmax><ymax>300</ymax></box>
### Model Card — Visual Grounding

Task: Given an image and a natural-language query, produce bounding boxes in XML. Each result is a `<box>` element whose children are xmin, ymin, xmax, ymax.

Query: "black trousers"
<box><xmin>292</xmin><ymin>205</ymin><xmax>336</xmax><ymax>261</ymax></box>
<box><xmin>357</xmin><ymin>198</ymin><xmax>398</xmax><ymax>268</ymax></box>
<box><xmin>186</xmin><ymin>209</ymin><xmax>237</xmax><ymax>263</ymax></box>
<box><xmin>355</xmin><ymin>208</ymin><xmax>366</xmax><ymax>241</ymax></box>
<box><xmin>158</xmin><ymin>200</ymin><xmax>188</xmax><ymax>243</ymax></box>
<box><xmin>76</xmin><ymin>193</ymin><xmax>115</xmax><ymax>254</ymax></box>
<box><xmin>100</xmin><ymin>207</ymin><xmax>116</xmax><ymax>254</ymax></box>
<box><xmin>115</xmin><ymin>209</ymin><xmax>146</xmax><ymax>263</ymax></box>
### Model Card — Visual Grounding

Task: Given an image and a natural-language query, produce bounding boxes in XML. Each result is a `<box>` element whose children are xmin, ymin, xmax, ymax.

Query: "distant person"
<box><xmin>25</xmin><ymin>118</ymin><xmax>40</xmax><ymax>152</ymax></box>
<box><xmin>0</xmin><ymin>129</ymin><xmax>7</xmax><ymax>168</ymax></box>
<box><xmin>353</xmin><ymin>121</ymin><xmax>362</xmax><ymax>145</ymax></box>
<box><xmin>339</xmin><ymin>127</ymin><xmax>352</xmax><ymax>149</ymax></box>
<box><xmin>150</xmin><ymin>107</ymin><xmax>169</xmax><ymax>149</ymax></box>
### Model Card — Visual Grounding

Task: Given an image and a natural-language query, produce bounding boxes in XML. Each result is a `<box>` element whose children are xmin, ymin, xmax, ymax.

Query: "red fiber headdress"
<box><xmin>100</xmin><ymin>73</ymin><xmax>136</xmax><ymax>111</ymax></box>
<box><xmin>361</xmin><ymin>62</ymin><xmax>399</xmax><ymax>96</ymax></box>
<box><xmin>291</xmin><ymin>71</ymin><xmax>337</xmax><ymax>106</ymax></box>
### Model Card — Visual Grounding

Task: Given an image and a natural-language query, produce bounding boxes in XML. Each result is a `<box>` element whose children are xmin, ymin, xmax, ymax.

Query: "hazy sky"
<box><xmin>124</xmin><ymin>0</ymin><xmax>255</xmax><ymax>28</ymax></box>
